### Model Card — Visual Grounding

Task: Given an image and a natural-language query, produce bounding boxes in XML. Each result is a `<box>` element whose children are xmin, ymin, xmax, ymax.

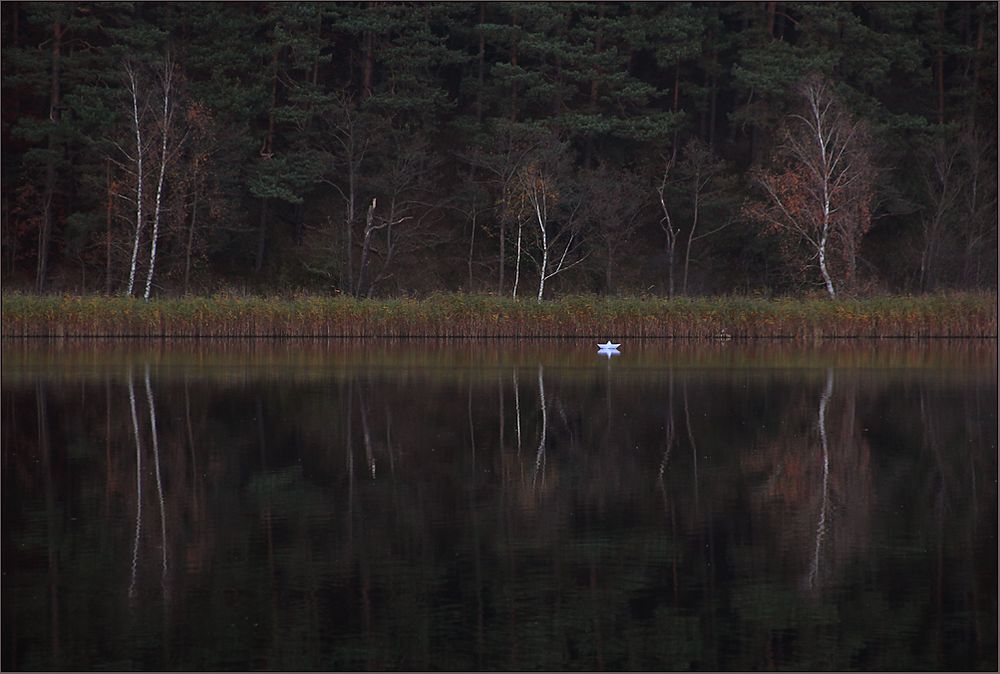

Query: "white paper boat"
<box><xmin>597</xmin><ymin>341</ymin><xmax>621</xmax><ymax>350</ymax></box>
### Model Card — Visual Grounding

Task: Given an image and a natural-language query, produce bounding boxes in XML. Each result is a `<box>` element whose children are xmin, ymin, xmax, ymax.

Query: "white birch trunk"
<box><xmin>512</xmin><ymin>218</ymin><xmax>522</xmax><ymax>299</ymax></box>
<box><xmin>815</xmin><ymin>93</ymin><xmax>837</xmax><ymax>300</ymax></box>
<box><xmin>533</xmin><ymin>185</ymin><xmax>548</xmax><ymax>302</ymax></box>
<box><xmin>818</xmin><ymin>227</ymin><xmax>836</xmax><ymax>299</ymax></box>
<box><xmin>144</xmin><ymin>64</ymin><xmax>172</xmax><ymax>301</ymax></box>
<box><xmin>144</xmin><ymin>63</ymin><xmax>172</xmax><ymax>301</ymax></box>
<box><xmin>125</xmin><ymin>64</ymin><xmax>144</xmax><ymax>297</ymax></box>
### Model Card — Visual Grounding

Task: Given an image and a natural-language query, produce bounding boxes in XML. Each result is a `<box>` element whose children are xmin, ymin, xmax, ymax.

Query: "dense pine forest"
<box><xmin>2</xmin><ymin>2</ymin><xmax>996</xmax><ymax>300</ymax></box>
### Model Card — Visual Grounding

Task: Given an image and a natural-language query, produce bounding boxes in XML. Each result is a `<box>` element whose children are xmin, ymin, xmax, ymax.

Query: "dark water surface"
<box><xmin>3</xmin><ymin>339</ymin><xmax>996</xmax><ymax>671</ymax></box>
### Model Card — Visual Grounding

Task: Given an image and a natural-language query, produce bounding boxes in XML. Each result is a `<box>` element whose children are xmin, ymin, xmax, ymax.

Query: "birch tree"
<box><xmin>517</xmin><ymin>161</ymin><xmax>586</xmax><ymax>302</ymax></box>
<box><xmin>746</xmin><ymin>76</ymin><xmax>873</xmax><ymax>299</ymax></box>
<box><xmin>464</xmin><ymin>126</ymin><xmax>543</xmax><ymax>297</ymax></box>
<box><xmin>123</xmin><ymin>60</ymin><xmax>146</xmax><ymax>298</ymax></box>
<box><xmin>503</xmin><ymin>139</ymin><xmax>586</xmax><ymax>302</ymax></box>
<box><xmin>143</xmin><ymin>57</ymin><xmax>183</xmax><ymax>301</ymax></box>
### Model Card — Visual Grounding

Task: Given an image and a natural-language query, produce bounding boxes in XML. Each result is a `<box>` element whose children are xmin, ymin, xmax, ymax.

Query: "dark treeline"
<box><xmin>2</xmin><ymin>2</ymin><xmax>996</xmax><ymax>299</ymax></box>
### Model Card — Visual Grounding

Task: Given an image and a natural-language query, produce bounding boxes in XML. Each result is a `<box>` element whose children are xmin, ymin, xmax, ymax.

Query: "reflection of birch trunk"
<box><xmin>683</xmin><ymin>382</ymin><xmax>699</xmax><ymax>508</ymax></box>
<box><xmin>360</xmin><ymin>389</ymin><xmax>375</xmax><ymax>479</ymax></box>
<box><xmin>808</xmin><ymin>368</ymin><xmax>834</xmax><ymax>590</ymax></box>
<box><xmin>532</xmin><ymin>365</ymin><xmax>546</xmax><ymax>489</ymax></box>
<box><xmin>659</xmin><ymin>368</ymin><xmax>675</xmax><ymax>480</ymax></box>
<box><xmin>513</xmin><ymin>370</ymin><xmax>521</xmax><ymax>459</ymax></box>
<box><xmin>144</xmin><ymin>366</ymin><xmax>167</xmax><ymax>585</ymax></box>
<box><xmin>128</xmin><ymin>373</ymin><xmax>143</xmax><ymax>602</ymax></box>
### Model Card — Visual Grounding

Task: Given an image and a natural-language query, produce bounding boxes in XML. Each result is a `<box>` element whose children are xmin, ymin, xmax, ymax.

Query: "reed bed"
<box><xmin>1</xmin><ymin>291</ymin><xmax>996</xmax><ymax>339</ymax></box>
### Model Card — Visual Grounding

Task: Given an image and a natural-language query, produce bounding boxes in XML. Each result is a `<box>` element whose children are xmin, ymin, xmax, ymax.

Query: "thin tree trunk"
<box><xmin>498</xmin><ymin>217</ymin><xmax>506</xmax><ymax>294</ymax></box>
<box><xmin>936</xmin><ymin>7</ymin><xmax>946</xmax><ymax>125</ymax></box>
<box><xmin>476</xmin><ymin>3</ymin><xmax>485</xmax><ymax>124</ymax></box>
<box><xmin>971</xmin><ymin>8</ymin><xmax>984</xmax><ymax>126</ymax></box>
<box><xmin>667</xmin><ymin>242</ymin><xmax>675</xmax><ymax>298</ymax></box>
<box><xmin>144</xmin><ymin>62</ymin><xmax>173</xmax><ymax>301</ymax></box>
<box><xmin>356</xmin><ymin>198</ymin><xmax>376</xmax><ymax>298</ymax></box>
<box><xmin>37</xmin><ymin>19</ymin><xmax>62</xmax><ymax>293</ymax></box>
<box><xmin>682</xmin><ymin>179</ymin><xmax>701</xmax><ymax>295</ymax></box>
<box><xmin>512</xmin><ymin>219</ymin><xmax>522</xmax><ymax>299</ymax></box>
<box><xmin>468</xmin><ymin>201</ymin><xmax>477</xmax><ymax>290</ymax></box>
<box><xmin>510</xmin><ymin>11</ymin><xmax>519</xmax><ymax>122</ymax></box>
<box><xmin>346</xmin><ymin>161</ymin><xmax>356</xmax><ymax>295</ymax></box>
<box><xmin>362</xmin><ymin>30</ymin><xmax>374</xmax><ymax>98</ymax></box>
<box><xmin>125</xmin><ymin>63</ymin><xmax>145</xmax><ymax>297</ymax></box>
<box><xmin>533</xmin><ymin>186</ymin><xmax>548</xmax><ymax>302</ymax></box>
<box><xmin>818</xmin><ymin>149</ymin><xmax>836</xmax><ymax>298</ymax></box>
<box><xmin>709</xmin><ymin>74</ymin><xmax>718</xmax><ymax>150</ymax></box>
<box><xmin>818</xmin><ymin>226</ymin><xmax>836</xmax><ymax>299</ymax></box>
<box><xmin>255</xmin><ymin>200</ymin><xmax>267</xmax><ymax>275</ymax></box>
<box><xmin>584</xmin><ymin>8</ymin><xmax>604</xmax><ymax>168</ymax></box>
<box><xmin>106</xmin><ymin>159</ymin><xmax>113</xmax><ymax>296</ymax></box>
<box><xmin>184</xmin><ymin>171</ymin><xmax>198</xmax><ymax>295</ymax></box>
<box><xmin>658</xmin><ymin>164</ymin><xmax>677</xmax><ymax>298</ymax></box>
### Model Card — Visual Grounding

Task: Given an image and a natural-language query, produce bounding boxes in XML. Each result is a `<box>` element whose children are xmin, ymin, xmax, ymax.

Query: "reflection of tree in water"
<box><xmin>740</xmin><ymin>369</ymin><xmax>874</xmax><ymax>593</ymax></box>
<box><xmin>2</xmin><ymin>357</ymin><xmax>995</xmax><ymax>671</ymax></box>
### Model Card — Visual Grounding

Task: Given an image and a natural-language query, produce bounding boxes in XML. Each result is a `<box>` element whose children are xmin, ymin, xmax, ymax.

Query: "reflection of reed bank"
<box><xmin>2</xmin><ymin>346</ymin><xmax>995</xmax><ymax>670</ymax></box>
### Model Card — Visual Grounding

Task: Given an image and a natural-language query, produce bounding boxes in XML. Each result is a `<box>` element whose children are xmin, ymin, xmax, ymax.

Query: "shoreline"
<box><xmin>2</xmin><ymin>292</ymin><xmax>996</xmax><ymax>339</ymax></box>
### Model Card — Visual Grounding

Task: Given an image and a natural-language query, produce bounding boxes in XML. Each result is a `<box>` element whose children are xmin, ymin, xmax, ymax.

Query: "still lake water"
<box><xmin>2</xmin><ymin>339</ymin><xmax>996</xmax><ymax>671</ymax></box>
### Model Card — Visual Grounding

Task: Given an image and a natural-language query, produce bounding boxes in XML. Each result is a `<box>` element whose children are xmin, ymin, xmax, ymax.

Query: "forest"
<box><xmin>1</xmin><ymin>1</ymin><xmax>996</xmax><ymax>300</ymax></box>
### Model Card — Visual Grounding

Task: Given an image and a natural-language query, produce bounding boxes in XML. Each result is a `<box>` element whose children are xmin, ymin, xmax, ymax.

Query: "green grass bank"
<box><xmin>1</xmin><ymin>292</ymin><xmax>996</xmax><ymax>338</ymax></box>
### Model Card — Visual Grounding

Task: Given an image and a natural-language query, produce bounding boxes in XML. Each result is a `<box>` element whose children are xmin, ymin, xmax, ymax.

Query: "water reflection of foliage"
<box><xmin>2</xmin><ymin>350</ymin><xmax>995</xmax><ymax>670</ymax></box>
<box><xmin>3</xmin><ymin>338</ymin><xmax>996</xmax><ymax>386</ymax></box>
